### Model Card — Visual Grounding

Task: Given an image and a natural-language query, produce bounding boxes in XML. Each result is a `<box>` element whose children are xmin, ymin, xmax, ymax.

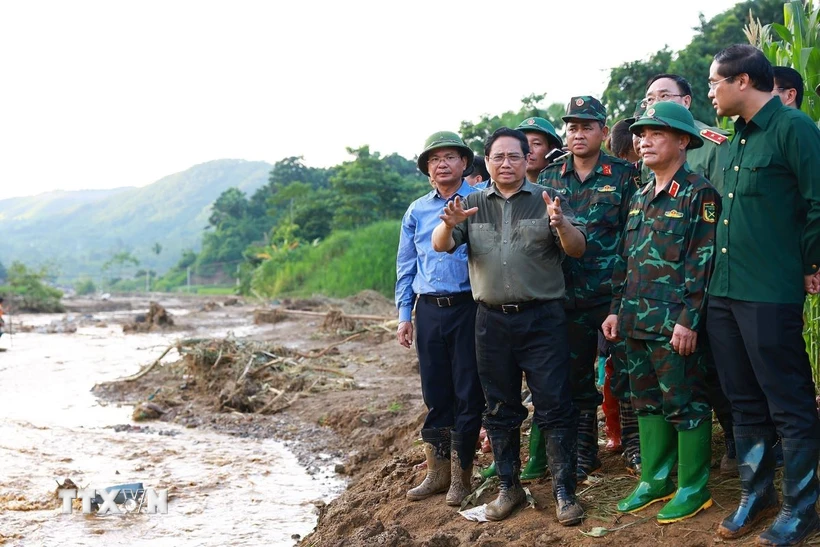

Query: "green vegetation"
<box><xmin>74</xmin><ymin>277</ymin><xmax>97</xmax><ymax>296</ymax></box>
<box><xmin>250</xmin><ymin>221</ymin><xmax>400</xmax><ymax>299</ymax></box>
<box><xmin>0</xmin><ymin>262</ymin><xmax>64</xmax><ymax>312</ymax></box>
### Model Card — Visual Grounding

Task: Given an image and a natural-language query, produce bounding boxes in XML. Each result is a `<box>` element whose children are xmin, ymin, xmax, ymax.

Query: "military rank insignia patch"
<box><xmin>668</xmin><ymin>181</ymin><xmax>680</xmax><ymax>198</ymax></box>
<box><xmin>629</xmin><ymin>208</ymin><xmax>641</xmax><ymax>216</ymax></box>
<box><xmin>700</xmin><ymin>129</ymin><xmax>727</xmax><ymax>145</ymax></box>
<box><xmin>561</xmin><ymin>163</ymin><xmax>567</xmax><ymax>176</ymax></box>
<box><xmin>602</xmin><ymin>164</ymin><xmax>612</xmax><ymax>176</ymax></box>
<box><xmin>702</xmin><ymin>201</ymin><xmax>717</xmax><ymax>223</ymax></box>
<box><xmin>665</xmin><ymin>210</ymin><xmax>684</xmax><ymax>219</ymax></box>
<box><xmin>598</xmin><ymin>185</ymin><xmax>616</xmax><ymax>192</ymax></box>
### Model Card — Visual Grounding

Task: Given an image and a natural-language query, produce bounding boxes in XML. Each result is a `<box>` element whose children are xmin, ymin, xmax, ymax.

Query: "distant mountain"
<box><xmin>0</xmin><ymin>159</ymin><xmax>272</xmax><ymax>282</ymax></box>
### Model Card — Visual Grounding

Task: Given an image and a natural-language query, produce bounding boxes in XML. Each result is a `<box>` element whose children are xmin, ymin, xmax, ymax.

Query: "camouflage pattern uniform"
<box><xmin>538</xmin><ymin>96</ymin><xmax>640</xmax><ymax>477</ymax></box>
<box><xmin>610</xmin><ymin>165</ymin><xmax>720</xmax><ymax>429</ymax></box>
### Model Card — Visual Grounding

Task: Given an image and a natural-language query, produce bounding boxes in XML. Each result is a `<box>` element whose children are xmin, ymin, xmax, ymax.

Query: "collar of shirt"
<box><xmin>485</xmin><ymin>179</ymin><xmax>540</xmax><ymax>198</ymax></box>
<box><xmin>425</xmin><ymin>179</ymin><xmax>474</xmax><ymax>203</ymax></box>
<box><xmin>735</xmin><ymin>96</ymin><xmax>782</xmax><ymax>133</ymax></box>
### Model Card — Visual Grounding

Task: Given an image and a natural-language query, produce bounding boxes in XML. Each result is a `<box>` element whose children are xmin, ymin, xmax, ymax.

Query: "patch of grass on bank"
<box><xmin>251</xmin><ymin>220</ymin><xmax>400</xmax><ymax>299</ymax></box>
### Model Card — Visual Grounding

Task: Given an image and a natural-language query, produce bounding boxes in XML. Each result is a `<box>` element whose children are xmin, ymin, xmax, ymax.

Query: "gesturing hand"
<box><xmin>439</xmin><ymin>196</ymin><xmax>478</xmax><ymax>227</ymax></box>
<box><xmin>543</xmin><ymin>192</ymin><xmax>565</xmax><ymax>228</ymax></box>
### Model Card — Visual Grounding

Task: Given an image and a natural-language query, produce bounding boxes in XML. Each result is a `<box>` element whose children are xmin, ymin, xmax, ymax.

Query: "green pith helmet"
<box><xmin>629</xmin><ymin>101</ymin><xmax>704</xmax><ymax>150</ymax></box>
<box><xmin>624</xmin><ymin>100</ymin><xmax>647</xmax><ymax>125</ymax></box>
<box><xmin>516</xmin><ymin>117</ymin><xmax>563</xmax><ymax>149</ymax></box>
<box><xmin>562</xmin><ymin>96</ymin><xmax>607</xmax><ymax>123</ymax></box>
<box><xmin>417</xmin><ymin>131</ymin><xmax>474</xmax><ymax>176</ymax></box>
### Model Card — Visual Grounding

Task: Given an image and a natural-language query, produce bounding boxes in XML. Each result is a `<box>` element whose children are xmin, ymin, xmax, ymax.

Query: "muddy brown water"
<box><xmin>0</xmin><ymin>309</ymin><xmax>344</xmax><ymax>546</ymax></box>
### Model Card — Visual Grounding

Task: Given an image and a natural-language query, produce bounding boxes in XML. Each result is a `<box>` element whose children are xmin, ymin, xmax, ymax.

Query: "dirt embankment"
<box><xmin>90</xmin><ymin>292</ymin><xmax>767</xmax><ymax>547</ymax></box>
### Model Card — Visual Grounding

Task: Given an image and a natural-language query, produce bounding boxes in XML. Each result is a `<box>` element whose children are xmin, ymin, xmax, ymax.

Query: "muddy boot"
<box><xmin>406</xmin><ymin>428</ymin><xmax>451</xmax><ymax>501</ymax></box>
<box><xmin>577</xmin><ymin>410</ymin><xmax>601</xmax><ymax>482</ymax></box>
<box><xmin>657</xmin><ymin>421</ymin><xmax>713</xmax><ymax>523</ymax></box>
<box><xmin>485</xmin><ymin>429</ymin><xmax>525</xmax><ymax>521</ymax></box>
<box><xmin>758</xmin><ymin>439</ymin><xmax>820</xmax><ymax>546</ymax></box>
<box><xmin>603</xmin><ymin>356</ymin><xmax>622</xmax><ymax>452</ymax></box>
<box><xmin>717</xmin><ymin>426</ymin><xmax>779</xmax><ymax>540</ymax></box>
<box><xmin>620</xmin><ymin>400</ymin><xmax>641</xmax><ymax>475</ymax></box>
<box><xmin>617</xmin><ymin>414</ymin><xmax>677</xmax><ymax>513</ymax></box>
<box><xmin>446</xmin><ymin>430</ymin><xmax>477</xmax><ymax>506</ymax></box>
<box><xmin>545</xmin><ymin>427</ymin><xmax>585</xmax><ymax>526</ymax></box>
<box><xmin>520</xmin><ymin>422</ymin><xmax>547</xmax><ymax>482</ymax></box>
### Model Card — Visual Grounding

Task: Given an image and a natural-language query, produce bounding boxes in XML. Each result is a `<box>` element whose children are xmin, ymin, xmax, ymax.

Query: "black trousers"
<box><xmin>707</xmin><ymin>296</ymin><xmax>820</xmax><ymax>440</ymax></box>
<box><xmin>475</xmin><ymin>300</ymin><xmax>576</xmax><ymax>433</ymax></box>
<box><xmin>415</xmin><ymin>296</ymin><xmax>484</xmax><ymax>435</ymax></box>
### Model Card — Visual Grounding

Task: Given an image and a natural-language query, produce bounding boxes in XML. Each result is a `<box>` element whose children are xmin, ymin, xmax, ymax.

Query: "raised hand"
<box><xmin>544</xmin><ymin>191</ymin><xmax>564</xmax><ymax>228</ymax></box>
<box><xmin>439</xmin><ymin>196</ymin><xmax>478</xmax><ymax>227</ymax></box>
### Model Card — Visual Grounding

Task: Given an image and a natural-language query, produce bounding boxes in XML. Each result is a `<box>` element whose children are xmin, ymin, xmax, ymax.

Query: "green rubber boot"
<box><xmin>617</xmin><ymin>414</ymin><xmax>677</xmax><ymax>513</ymax></box>
<box><xmin>657</xmin><ymin>421</ymin><xmax>713</xmax><ymax>523</ymax></box>
<box><xmin>480</xmin><ymin>461</ymin><xmax>497</xmax><ymax>479</ymax></box>
<box><xmin>520</xmin><ymin>422</ymin><xmax>548</xmax><ymax>481</ymax></box>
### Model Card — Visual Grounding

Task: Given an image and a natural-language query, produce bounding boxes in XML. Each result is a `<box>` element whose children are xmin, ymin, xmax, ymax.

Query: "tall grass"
<box><xmin>251</xmin><ymin>220</ymin><xmax>401</xmax><ymax>299</ymax></box>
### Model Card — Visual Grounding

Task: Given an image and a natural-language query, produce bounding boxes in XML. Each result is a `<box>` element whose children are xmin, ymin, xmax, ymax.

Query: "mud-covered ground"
<box><xmin>87</xmin><ymin>292</ymin><xmax>796</xmax><ymax>547</ymax></box>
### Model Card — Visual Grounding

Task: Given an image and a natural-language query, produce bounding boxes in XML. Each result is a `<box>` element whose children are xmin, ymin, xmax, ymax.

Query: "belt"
<box><xmin>419</xmin><ymin>293</ymin><xmax>473</xmax><ymax>308</ymax></box>
<box><xmin>481</xmin><ymin>300</ymin><xmax>546</xmax><ymax>314</ymax></box>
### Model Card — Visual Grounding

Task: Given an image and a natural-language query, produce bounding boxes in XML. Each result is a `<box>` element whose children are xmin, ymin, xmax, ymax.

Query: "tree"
<box><xmin>5</xmin><ymin>261</ymin><xmax>64</xmax><ymax>312</ymax></box>
<box><xmin>601</xmin><ymin>0</ymin><xmax>785</xmax><ymax>124</ymax></box>
<box><xmin>329</xmin><ymin>146</ymin><xmax>426</xmax><ymax>231</ymax></box>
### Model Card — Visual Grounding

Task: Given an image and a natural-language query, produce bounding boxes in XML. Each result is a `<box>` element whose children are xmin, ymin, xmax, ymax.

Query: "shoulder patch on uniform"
<box><xmin>561</xmin><ymin>163</ymin><xmax>566</xmax><ymax>176</ymax></box>
<box><xmin>602</xmin><ymin>164</ymin><xmax>612</xmax><ymax>176</ymax></box>
<box><xmin>702</xmin><ymin>201</ymin><xmax>717</xmax><ymax>223</ymax></box>
<box><xmin>665</xmin><ymin>209</ymin><xmax>684</xmax><ymax>219</ymax></box>
<box><xmin>700</xmin><ymin>129</ymin><xmax>728</xmax><ymax>145</ymax></box>
<box><xmin>668</xmin><ymin>180</ymin><xmax>680</xmax><ymax>198</ymax></box>
<box><xmin>598</xmin><ymin>185</ymin><xmax>616</xmax><ymax>192</ymax></box>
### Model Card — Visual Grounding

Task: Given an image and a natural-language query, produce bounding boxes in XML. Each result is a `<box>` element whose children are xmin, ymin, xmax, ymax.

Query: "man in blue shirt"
<box><xmin>396</xmin><ymin>131</ymin><xmax>484</xmax><ymax>507</ymax></box>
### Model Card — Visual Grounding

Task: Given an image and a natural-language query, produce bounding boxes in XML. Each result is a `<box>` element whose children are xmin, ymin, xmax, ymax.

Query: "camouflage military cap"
<box><xmin>515</xmin><ymin>117</ymin><xmax>563</xmax><ymax>149</ymax></box>
<box><xmin>417</xmin><ymin>131</ymin><xmax>475</xmax><ymax>177</ymax></box>
<box><xmin>562</xmin><ymin>96</ymin><xmax>607</xmax><ymax>123</ymax></box>
<box><xmin>624</xmin><ymin>100</ymin><xmax>647</xmax><ymax>125</ymax></box>
<box><xmin>629</xmin><ymin>101</ymin><xmax>704</xmax><ymax>150</ymax></box>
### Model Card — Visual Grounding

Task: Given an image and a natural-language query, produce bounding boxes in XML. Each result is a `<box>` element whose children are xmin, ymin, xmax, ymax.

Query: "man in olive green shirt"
<box><xmin>706</xmin><ymin>44</ymin><xmax>820</xmax><ymax>546</ymax></box>
<box><xmin>432</xmin><ymin>127</ymin><xmax>587</xmax><ymax>526</ymax></box>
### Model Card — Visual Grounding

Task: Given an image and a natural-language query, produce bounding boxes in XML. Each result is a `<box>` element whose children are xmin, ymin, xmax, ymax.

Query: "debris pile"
<box><xmin>123</xmin><ymin>302</ymin><xmax>174</xmax><ymax>333</ymax></box>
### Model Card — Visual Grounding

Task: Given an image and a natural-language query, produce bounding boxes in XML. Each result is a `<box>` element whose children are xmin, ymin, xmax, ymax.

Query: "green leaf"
<box><xmin>581</xmin><ymin>527</ymin><xmax>610</xmax><ymax>538</ymax></box>
<box><xmin>771</xmin><ymin>22</ymin><xmax>793</xmax><ymax>43</ymax></box>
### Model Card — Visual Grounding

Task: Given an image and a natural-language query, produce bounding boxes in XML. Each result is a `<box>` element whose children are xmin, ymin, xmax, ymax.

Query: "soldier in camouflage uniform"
<box><xmin>537</xmin><ymin>96</ymin><xmax>641</xmax><ymax>480</ymax></box>
<box><xmin>642</xmin><ymin>73</ymin><xmax>740</xmax><ymax>476</ymax></box>
<box><xmin>602</xmin><ymin>101</ymin><xmax>720</xmax><ymax>524</ymax></box>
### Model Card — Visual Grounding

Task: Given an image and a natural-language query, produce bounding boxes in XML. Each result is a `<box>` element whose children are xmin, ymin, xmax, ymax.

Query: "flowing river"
<box><xmin>0</xmin><ymin>307</ymin><xmax>344</xmax><ymax>546</ymax></box>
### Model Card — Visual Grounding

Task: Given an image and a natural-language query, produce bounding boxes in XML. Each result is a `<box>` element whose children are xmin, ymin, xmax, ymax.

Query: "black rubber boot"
<box><xmin>758</xmin><ymin>438</ymin><xmax>820</xmax><ymax>546</ymax></box>
<box><xmin>717</xmin><ymin>426</ymin><xmax>779</xmax><ymax>539</ymax></box>
<box><xmin>576</xmin><ymin>410</ymin><xmax>601</xmax><ymax>482</ymax></box>
<box><xmin>485</xmin><ymin>429</ymin><xmax>525</xmax><ymax>521</ymax></box>
<box><xmin>446</xmin><ymin>430</ymin><xmax>478</xmax><ymax>506</ymax></box>
<box><xmin>545</xmin><ymin>427</ymin><xmax>585</xmax><ymax>526</ymax></box>
<box><xmin>407</xmin><ymin>427</ymin><xmax>451</xmax><ymax>501</ymax></box>
<box><xmin>620</xmin><ymin>400</ymin><xmax>641</xmax><ymax>475</ymax></box>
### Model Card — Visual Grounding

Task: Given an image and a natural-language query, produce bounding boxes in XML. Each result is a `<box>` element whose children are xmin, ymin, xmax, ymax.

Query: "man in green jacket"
<box><xmin>706</xmin><ymin>44</ymin><xmax>820</xmax><ymax>546</ymax></box>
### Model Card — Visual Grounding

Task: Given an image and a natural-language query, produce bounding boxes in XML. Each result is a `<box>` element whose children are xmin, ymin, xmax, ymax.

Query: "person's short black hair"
<box><xmin>472</xmin><ymin>156</ymin><xmax>490</xmax><ymax>181</ymax></box>
<box><xmin>773</xmin><ymin>65</ymin><xmax>804</xmax><ymax>108</ymax></box>
<box><xmin>608</xmin><ymin>119</ymin><xmax>636</xmax><ymax>160</ymax></box>
<box><xmin>714</xmin><ymin>44</ymin><xmax>774</xmax><ymax>92</ymax></box>
<box><xmin>484</xmin><ymin>127</ymin><xmax>530</xmax><ymax>158</ymax></box>
<box><xmin>646</xmin><ymin>73</ymin><xmax>693</xmax><ymax>98</ymax></box>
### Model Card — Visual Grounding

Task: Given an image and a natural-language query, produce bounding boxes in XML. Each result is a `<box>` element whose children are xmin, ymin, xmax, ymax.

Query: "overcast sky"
<box><xmin>0</xmin><ymin>0</ymin><xmax>743</xmax><ymax>200</ymax></box>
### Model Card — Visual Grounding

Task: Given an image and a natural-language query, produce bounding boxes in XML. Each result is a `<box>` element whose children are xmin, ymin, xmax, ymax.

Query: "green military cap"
<box><xmin>515</xmin><ymin>117</ymin><xmax>563</xmax><ymax>149</ymax></box>
<box><xmin>562</xmin><ymin>96</ymin><xmax>607</xmax><ymax>123</ymax></box>
<box><xmin>624</xmin><ymin>100</ymin><xmax>647</xmax><ymax>125</ymax></box>
<box><xmin>417</xmin><ymin>131</ymin><xmax>474</xmax><ymax>177</ymax></box>
<box><xmin>629</xmin><ymin>101</ymin><xmax>704</xmax><ymax>150</ymax></box>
